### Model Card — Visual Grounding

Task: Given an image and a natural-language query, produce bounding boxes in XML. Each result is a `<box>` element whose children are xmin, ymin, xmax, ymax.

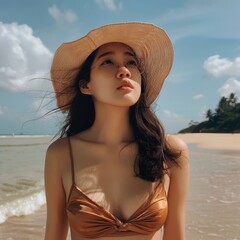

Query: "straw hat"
<box><xmin>51</xmin><ymin>22</ymin><xmax>174</xmax><ymax>112</ymax></box>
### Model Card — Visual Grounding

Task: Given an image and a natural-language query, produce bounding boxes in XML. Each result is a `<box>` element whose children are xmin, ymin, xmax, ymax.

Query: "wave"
<box><xmin>0</xmin><ymin>190</ymin><xmax>46</xmax><ymax>224</ymax></box>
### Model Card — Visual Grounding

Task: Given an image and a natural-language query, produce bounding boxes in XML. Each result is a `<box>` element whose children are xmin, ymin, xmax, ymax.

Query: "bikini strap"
<box><xmin>67</xmin><ymin>137</ymin><xmax>75</xmax><ymax>184</ymax></box>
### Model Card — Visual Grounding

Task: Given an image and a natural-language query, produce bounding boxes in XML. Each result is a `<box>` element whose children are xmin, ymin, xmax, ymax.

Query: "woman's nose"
<box><xmin>116</xmin><ymin>66</ymin><xmax>131</xmax><ymax>78</ymax></box>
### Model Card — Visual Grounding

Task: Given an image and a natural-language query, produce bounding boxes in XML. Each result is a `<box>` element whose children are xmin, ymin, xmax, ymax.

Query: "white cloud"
<box><xmin>203</xmin><ymin>55</ymin><xmax>240</xmax><ymax>78</ymax></box>
<box><xmin>48</xmin><ymin>4</ymin><xmax>78</xmax><ymax>23</ymax></box>
<box><xmin>193</xmin><ymin>94</ymin><xmax>204</xmax><ymax>100</ymax></box>
<box><xmin>204</xmin><ymin>55</ymin><xmax>240</xmax><ymax>98</ymax></box>
<box><xmin>218</xmin><ymin>78</ymin><xmax>240</xmax><ymax>97</ymax></box>
<box><xmin>163</xmin><ymin>110</ymin><xmax>179</xmax><ymax>118</ymax></box>
<box><xmin>95</xmin><ymin>0</ymin><xmax>122</xmax><ymax>11</ymax></box>
<box><xmin>0</xmin><ymin>22</ymin><xmax>53</xmax><ymax>92</ymax></box>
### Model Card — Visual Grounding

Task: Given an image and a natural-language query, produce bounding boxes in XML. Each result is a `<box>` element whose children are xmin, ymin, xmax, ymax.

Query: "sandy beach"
<box><xmin>0</xmin><ymin>133</ymin><xmax>239</xmax><ymax>240</ymax></box>
<box><xmin>177</xmin><ymin>133</ymin><xmax>240</xmax><ymax>151</ymax></box>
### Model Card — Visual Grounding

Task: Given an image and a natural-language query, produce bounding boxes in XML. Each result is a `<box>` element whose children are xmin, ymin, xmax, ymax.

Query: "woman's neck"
<box><xmin>87</xmin><ymin>102</ymin><xmax>134</xmax><ymax>145</ymax></box>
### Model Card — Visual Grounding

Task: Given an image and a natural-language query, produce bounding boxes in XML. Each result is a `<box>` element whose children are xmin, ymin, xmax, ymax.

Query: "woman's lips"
<box><xmin>117</xmin><ymin>80</ymin><xmax>133</xmax><ymax>90</ymax></box>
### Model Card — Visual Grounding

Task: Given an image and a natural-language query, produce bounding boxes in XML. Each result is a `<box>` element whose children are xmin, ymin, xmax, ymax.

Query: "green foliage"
<box><xmin>179</xmin><ymin>93</ymin><xmax>240</xmax><ymax>133</ymax></box>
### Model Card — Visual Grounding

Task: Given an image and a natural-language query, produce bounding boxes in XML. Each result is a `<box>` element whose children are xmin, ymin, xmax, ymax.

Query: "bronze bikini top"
<box><xmin>66</xmin><ymin>138</ymin><xmax>168</xmax><ymax>238</ymax></box>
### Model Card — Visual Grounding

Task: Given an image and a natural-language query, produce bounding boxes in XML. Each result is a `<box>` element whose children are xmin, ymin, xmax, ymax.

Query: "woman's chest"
<box><xmin>63</xmin><ymin>143</ymin><xmax>156</xmax><ymax>221</ymax></box>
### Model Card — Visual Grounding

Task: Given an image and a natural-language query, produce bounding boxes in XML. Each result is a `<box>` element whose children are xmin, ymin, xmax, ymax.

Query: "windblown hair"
<box><xmin>58</xmin><ymin>48</ymin><xmax>180</xmax><ymax>182</ymax></box>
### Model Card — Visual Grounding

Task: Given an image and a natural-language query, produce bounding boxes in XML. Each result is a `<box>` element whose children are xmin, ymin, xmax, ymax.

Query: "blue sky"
<box><xmin>1</xmin><ymin>0</ymin><xmax>240</xmax><ymax>135</ymax></box>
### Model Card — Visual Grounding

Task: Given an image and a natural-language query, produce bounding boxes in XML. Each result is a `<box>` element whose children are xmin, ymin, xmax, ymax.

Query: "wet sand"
<box><xmin>0</xmin><ymin>134</ymin><xmax>239</xmax><ymax>240</ymax></box>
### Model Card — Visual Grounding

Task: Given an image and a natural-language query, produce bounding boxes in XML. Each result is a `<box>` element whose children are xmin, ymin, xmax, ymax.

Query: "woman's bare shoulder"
<box><xmin>165</xmin><ymin>134</ymin><xmax>188</xmax><ymax>151</ymax></box>
<box><xmin>47</xmin><ymin>137</ymin><xmax>69</xmax><ymax>154</ymax></box>
<box><xmin>165</xmin><ymin>134</ymin><xmax>189</xmax><ymax>176</ymax></box>
<box><xmin>45</xmin><ymin>137</ymin><xmax>70</xmax><ymax>167</ymax></box>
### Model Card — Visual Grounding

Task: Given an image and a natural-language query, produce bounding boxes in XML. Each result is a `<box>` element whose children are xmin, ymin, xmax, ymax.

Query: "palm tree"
<box><xmin>228</xmin><ymin>92</ymin><xmax>238</xmax><ymax>107</ymax></box>
<box><xmin>217</xmin><ymin>96</ymin><xmax>228</xmax><ymax>114</ymax></box>
<box><xmin>205</xmin><ymin>109</ymin><xmax>214</xmax><ymax>121</ymax></box>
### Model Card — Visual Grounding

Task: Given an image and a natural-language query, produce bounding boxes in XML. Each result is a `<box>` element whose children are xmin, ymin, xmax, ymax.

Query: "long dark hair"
<box><xmin>58</xmin><ymin>47</ymin><xmax>180</xmax><ymax>182</ymax></box>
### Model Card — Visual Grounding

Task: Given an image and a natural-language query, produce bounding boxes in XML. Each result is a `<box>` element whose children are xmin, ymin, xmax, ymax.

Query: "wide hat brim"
<box><xmin>51</xmin><ymin>22</ymin><xmax>174</xmax><ymax>112</ymax></box>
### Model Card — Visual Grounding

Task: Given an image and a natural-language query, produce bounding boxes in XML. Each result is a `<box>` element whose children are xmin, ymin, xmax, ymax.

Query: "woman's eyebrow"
<box><xmin>97</xmin><ymin>51</ymin><xmax>114</xmax><ymax>60</ymax></box>
<box><xmin>97</xmin><ymin>51</ymin><xmax>135</xmax><ymax>60</ymax></box>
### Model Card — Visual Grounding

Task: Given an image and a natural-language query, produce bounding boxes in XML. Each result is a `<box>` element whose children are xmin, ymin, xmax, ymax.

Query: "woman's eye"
<box><xmin>101</xmin><ymin>60</ymin><xmax>113</xmax><ymax>65</ymax></box>
<box><xmin>126</xmin><ymin>60</ymin><xmax>138</xmax><ymax>67</ymax></box>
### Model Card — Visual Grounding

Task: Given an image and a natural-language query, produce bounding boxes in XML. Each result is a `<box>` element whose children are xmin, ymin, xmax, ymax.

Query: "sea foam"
<box><xmin>0</xmin><ymin>190</ymin><xmax>45</xmax><ymax>224</ymax></box>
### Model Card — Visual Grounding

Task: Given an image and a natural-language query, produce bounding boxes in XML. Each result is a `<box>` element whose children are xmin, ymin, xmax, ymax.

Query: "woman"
<box><xmin>44</xmin><ymin>22</ymin><xmax>189</xmax><ymax>240</ymax></box>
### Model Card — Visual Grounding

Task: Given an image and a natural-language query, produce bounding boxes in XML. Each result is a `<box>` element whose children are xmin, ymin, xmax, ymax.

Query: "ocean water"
<box><xmin>0</xmin><ymin>135</ymin><xmax>52</xmax><ymax>224</ymax></box>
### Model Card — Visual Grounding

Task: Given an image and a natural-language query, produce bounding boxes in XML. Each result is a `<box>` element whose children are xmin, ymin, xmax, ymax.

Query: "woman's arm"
<box><xmin>44</xmin><ymin>140</ymin><xmax>69</xmax><ymax>240</ymax></box>
<box><xmin>163</xmin><ymin>135</ymin><xmax>190</xmax><ymax>240</ymax></box>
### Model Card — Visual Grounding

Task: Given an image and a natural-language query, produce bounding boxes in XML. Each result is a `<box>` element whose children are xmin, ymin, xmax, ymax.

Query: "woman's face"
<box><xmin>82</xmin><ymin>42</ymin><xmax>142</xmax><ymax>107</ymax></box>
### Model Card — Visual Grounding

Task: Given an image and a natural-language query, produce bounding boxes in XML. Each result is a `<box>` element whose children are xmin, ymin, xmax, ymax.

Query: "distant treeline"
<box><xmin>179</xmin><ymin>93</ymin><xmax>240</xmax><ymax>133</ymax></box>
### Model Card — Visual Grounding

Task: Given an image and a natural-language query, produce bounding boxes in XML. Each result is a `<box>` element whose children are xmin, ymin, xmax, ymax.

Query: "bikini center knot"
<box><xmin>115</xmin><ymin>221</ymin><xmax>129</xmax><ymax>232</ymax></box>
